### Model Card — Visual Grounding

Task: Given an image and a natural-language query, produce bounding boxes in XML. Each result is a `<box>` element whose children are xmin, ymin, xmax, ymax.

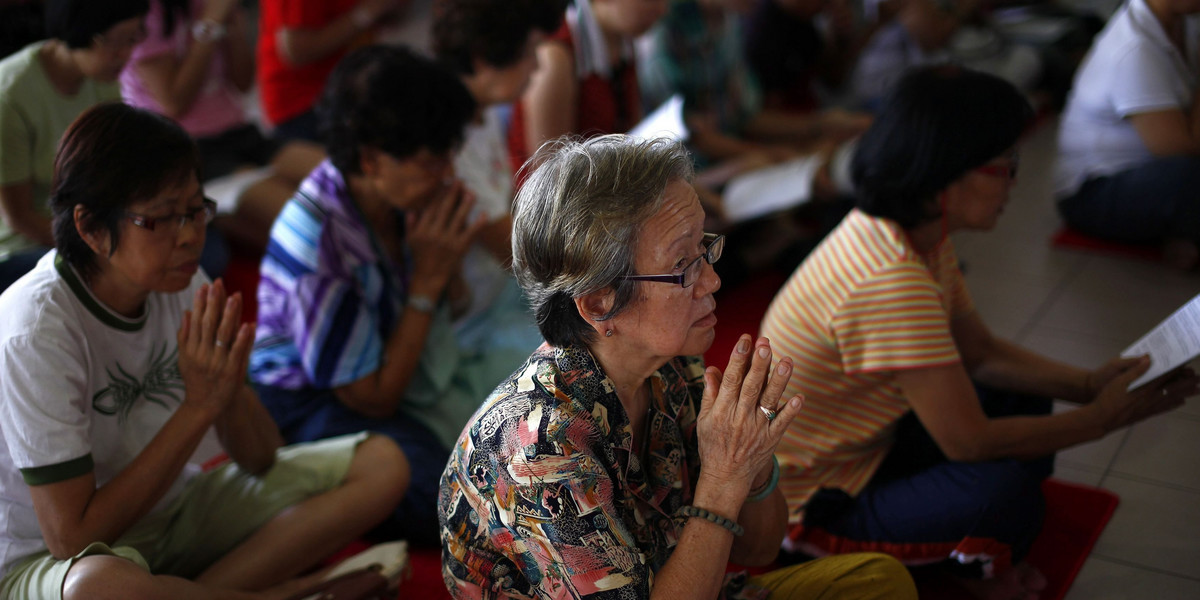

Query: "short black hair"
<box><xmin>317</xmin><ymin>45</ymin><xmax>476</xmax><ymax>176</ymax></box>
<box><xmin>51</xmin><ymin>103</ymin><xmax>199</xmax><ymax>281</ymax></box>
<box><xmin>432</xmin><ymin>0</ymin><xmax>565</xmax><ymax>75</ymax></box>
<box><xmin>851</xmin><ymin>65</ymin><xmax>1033</xmax><ymax>228</ymax></box>
<box><xmin>44</xmin><ymin>0</ymin><xmax>149</xmax><ymax>50</ymax></box>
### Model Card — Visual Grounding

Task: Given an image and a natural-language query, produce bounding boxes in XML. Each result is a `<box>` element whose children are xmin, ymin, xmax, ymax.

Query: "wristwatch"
<box><xmin>408</xmin><ymin>293</ymin><xmax>436</xmax><ymax>314</ymax></box>
<box><xmin>191</xmin><ymin>19</ymin><xmax>227</xmax><ymax>43</ymax></box>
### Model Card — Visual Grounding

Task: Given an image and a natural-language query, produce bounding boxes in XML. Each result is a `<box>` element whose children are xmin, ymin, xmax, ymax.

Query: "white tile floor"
<box><xmin>952</xmin><ymin>119</ymin><xmax>1200</xmax><ymax>597</ymax></box>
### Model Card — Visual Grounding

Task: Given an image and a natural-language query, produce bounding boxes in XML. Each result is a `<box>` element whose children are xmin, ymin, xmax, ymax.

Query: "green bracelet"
<box><xmin>746</xmin><ymin>456</ymin><xmax>780</xmax><ymax>503</ymax></box>
<box><xmin>678</xmin><ymin>505</ymin><xmax>744</xmax><ymax>536</ymax></box>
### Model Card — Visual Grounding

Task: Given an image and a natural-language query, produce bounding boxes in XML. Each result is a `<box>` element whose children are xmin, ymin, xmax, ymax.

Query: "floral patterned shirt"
<box><xmin>438</xmin><ymin>343</ymin><xmax>766</xmax><ymax>599</ymax></box>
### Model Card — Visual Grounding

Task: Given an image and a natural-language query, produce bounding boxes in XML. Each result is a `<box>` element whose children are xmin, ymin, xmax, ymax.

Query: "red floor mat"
<box><xmin>917</xmin><ymin>479</ymin><xmax>1120</xmax><ymax>599</ymax></box>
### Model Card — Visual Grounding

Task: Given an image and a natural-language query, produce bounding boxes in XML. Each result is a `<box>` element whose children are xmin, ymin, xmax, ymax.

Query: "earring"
<box><xmin>605</xmin><ymin>329</ymin><xmax>613</xmax><ymax>337</ymax></box>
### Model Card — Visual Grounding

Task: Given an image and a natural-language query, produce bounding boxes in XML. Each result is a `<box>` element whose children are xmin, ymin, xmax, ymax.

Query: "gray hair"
<box><xmin>512</xmin><ymin>134</ymin><xmax>695</xmax><ymax>348</ymax></box>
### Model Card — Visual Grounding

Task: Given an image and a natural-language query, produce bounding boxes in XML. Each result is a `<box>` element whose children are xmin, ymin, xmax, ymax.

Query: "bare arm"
<box><xmin>215</xmin><ymin>383</ymin><xmax>284</xmax><ymax>476</ymax></box>
<box><xmin>0</xmin><ymin>182</ymin><xmax>53</xmax><ymax>246</ymax></box>
<box><xmin>743</xmin><ymin>108</ymin><xmax>871</xmax><ymax>147</ymax></box>
<box><xmin>520</xmin><ymin>42</ymin><xmax>577</xmax><ymax>154</ymax></box>
<box><xmin>275</xmin><ymin>0</ymin><xmax>397</xmax><ymax>68</ymax></box>
<box><xmin>651</xmin><ymin>338</ymin><xmax>804</xmax><ymax>597</ymax></box>
<box><xmin>477</xmin><ymin>215</ymin><xmax>512</xmax><ymax>268</ymax></box>
<box><xmin>1128</xmin><ymin>102</ymin><xmax>1200</xmax><ymax>156</ymax></box>
<box><xmin>133</xmin><ymin>0</ymin><xmax>241</xmax><ymax>118</ymax></box>
<box><xmin>28</xmin><ymin>401</ymin><xmax>220</xmax><ymax>558</ymax></box>
<box><xmin>28</xmin><ymin>278</ymin><xmax>258</xmax><ymax>558</ymax></box>
<box><xmin>952</xmin><ymin>311</ymin><xmax>1093</xmax><ymax>403</ymax></box>
<box><xmin>332</xmin><ymin>184</ymin><xmax>483</xmax><ymax>418</ymax></box>
<box><xmin>225</xmin><ymin>8</ymin><xmax>255</xmax><ymax>92</ymax></box>
<box><xmin>893</xmin><ymin>313</ymin><xmax>1197</xmax><ymax>462</ymax></box>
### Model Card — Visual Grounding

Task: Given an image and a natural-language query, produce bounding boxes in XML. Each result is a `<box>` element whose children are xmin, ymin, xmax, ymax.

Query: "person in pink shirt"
<box><xmin>121</xmin><ymin>0</ymin><xmax>324</xmax><ymax>250</ymax></box>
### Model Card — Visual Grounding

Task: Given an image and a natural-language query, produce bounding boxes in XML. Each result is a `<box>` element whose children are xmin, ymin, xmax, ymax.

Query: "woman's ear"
<box><xmin>73</xmin><ymin>204</ymin><xmax>109</xmax><ymax>255</ymax></box>
<box><xmin>359</xmin><ymin>146</ymin><xmax>380</xmax><ymax>178</ymax></box>
<box><xmin>574</xmin><ymin>288</ymin><xmax>616</xmax><ymax>337</ymax></box>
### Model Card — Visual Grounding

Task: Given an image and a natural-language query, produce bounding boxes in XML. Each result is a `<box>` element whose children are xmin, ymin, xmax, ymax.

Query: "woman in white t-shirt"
<box><xmin>0</xmin><ymin>102</ymin><xmax>407</xmax><ymax>600</ymax></box>
<box><xmin>1055</xmin><ymin>0</ymin><xmax>1200</xmax><ymax>269</ymax></box>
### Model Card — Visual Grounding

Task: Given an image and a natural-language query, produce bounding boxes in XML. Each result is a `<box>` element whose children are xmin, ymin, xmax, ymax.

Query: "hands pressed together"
<box><xmin>177</xmin><ymin>279</ymin><xmax>254</xmax><ymax>418</ymax></box>
<box><xmin>697</xmin><ymin>334</ymin><xmax>803</xmax><ymax>497</ymax></box>
<box><xmin>406</xmin><ymin>181</ymin><xmax>485</xmax><ymax>296</ymax></box>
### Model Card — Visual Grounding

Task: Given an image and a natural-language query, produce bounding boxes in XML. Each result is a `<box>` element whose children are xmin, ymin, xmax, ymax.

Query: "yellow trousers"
<box><xmin>748</xmin><ymin>553</ymin><xmax>918</xmax><ymax>599</ymax></box>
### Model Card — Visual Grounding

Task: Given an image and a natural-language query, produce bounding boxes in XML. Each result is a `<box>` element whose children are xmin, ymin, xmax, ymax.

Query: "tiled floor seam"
<box><xmin>1013</xmin><ymin>255</ymin><xmax>1091</xmax><ymax>343</ymax></box>
<box><xmin>1084</xmin><ymin>555</ymin><xmax>1200</xmax><ymax>583</ymax></box>
<box><xmin>1102</xmin><ymin>470</ymin><xmax>1200</xmax><ymax>495</ymax></box>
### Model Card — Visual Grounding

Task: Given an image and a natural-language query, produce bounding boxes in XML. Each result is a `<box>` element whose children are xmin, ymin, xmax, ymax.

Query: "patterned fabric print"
<box><xmin>438</xmin><ymin>344</ymin><xmax>766</xmax><ymax>600</ymax></box>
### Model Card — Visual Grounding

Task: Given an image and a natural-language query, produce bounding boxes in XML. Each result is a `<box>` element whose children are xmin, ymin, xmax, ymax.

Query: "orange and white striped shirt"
<box><xmin>760</xmin><ymin>209</ymin><xmax>974</xmax><ymax>521</ymax></box>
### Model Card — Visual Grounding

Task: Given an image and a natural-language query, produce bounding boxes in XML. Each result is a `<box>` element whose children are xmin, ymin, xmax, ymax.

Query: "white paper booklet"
<box><xmin>1121</xmin><ymin>293</ymin><xmax>1200</xmax><ymax>389</ymax></box>
<box><xmin>721</xmin><ymin>155</ymin><xmax>822</xmax><ymax>224</ymax></box>
<box><xmin>627</xmin><ymin>95</ymin><xmax>688</xmax><ymax>142</ymax></box>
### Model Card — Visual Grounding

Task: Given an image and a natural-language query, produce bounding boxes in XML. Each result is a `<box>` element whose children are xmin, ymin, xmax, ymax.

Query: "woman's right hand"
<box><xmin>176</xmin><ymin>279</ymin><xmax>254</xmax><ymax>419</ymax></box>
<box><xmin>406</xmin><ymin>181</ymin><xmax>484</xmax><ymax>296</ymax></box>
<box><xmin>696</xmin><ymin>335</ymin><xmax>804</xmax><ymax>495</ymax></box>
<box><xmin>1091</xmin><ymin>356</ymin><xmax>1198</xmax><ymax>433</ymax></box>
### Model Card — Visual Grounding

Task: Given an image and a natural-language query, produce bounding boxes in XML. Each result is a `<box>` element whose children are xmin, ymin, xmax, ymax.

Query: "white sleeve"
<box><xmin>0</xmin><ymin>331</ymin><xmax>93</xmax><ymax>481</ymax></box>
<box><xmin>1110</xmin><ymin>44</ymin><xmax>1190</xmax><ymax>116</ymax></box>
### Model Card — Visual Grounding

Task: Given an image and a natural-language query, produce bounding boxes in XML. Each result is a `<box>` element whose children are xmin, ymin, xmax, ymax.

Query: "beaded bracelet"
<box><xmin>678</xmin><ymin>505</ymin><xmax>744</xmax><ymax>536</ymax></box>
<box><xmin>746</xmin><ymin>456</ymin><xmax>780</xmax><ymax>503</ymax></box>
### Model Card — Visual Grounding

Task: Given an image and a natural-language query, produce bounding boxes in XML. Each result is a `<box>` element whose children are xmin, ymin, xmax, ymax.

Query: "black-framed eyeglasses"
<box><xmin>125</xmin><ymin>199</ymin><xmax>217</xmax><ymax>237</ymax></box>
<box><xmin>618</xmin><ymin>233</ymin><xmax>724</xmax><ymax>288</ymax></box>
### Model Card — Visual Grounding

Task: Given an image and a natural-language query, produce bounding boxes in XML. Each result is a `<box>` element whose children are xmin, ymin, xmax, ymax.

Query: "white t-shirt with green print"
<box><xmin>0</xmin><ymin>251</ymin><xmax>208</xmax><ymax>578</ymax></box>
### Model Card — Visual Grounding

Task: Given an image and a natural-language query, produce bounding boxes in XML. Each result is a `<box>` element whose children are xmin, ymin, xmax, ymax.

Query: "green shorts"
<box><xmin>0</xmin><ymin>432</ymin><xmax>367</xmax><ymax>600</ymax></box>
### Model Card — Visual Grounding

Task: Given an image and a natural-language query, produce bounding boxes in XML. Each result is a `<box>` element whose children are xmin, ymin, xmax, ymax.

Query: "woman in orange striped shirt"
<box><xmin>760</xmin><ymin>66</ymin><xmax>1200</xmax><ymax>600</ymax></box>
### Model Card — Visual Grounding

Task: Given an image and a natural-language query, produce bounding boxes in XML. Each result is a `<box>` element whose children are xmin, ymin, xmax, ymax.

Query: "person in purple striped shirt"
<box><xmin>249</xmin><ymin>45</ymin><xmax>516</xmax><ymax>547</ymax></box>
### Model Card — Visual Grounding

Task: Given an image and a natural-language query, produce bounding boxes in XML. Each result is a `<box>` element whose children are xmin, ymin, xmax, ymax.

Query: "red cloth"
<box><xmin>256</xmin><ymin>0</ymin><xmax>365</xmax><ymax>125</ymax></box>
<box><xmin>507</xmin><ymin>21</ymin><xmax>642</xmax><ymax>176</ymax></box>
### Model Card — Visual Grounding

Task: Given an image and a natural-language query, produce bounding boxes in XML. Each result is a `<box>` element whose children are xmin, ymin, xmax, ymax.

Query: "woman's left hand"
<box><xmin>177</xmin><ymin>279</ymin><xmax>254</xmax><ymax>418</ymax></box>
<box><xmin>696</xmin><ymin>335</ymin><xmax>804</xmax><ymax>495</ymax></box>
<box><xmin>1085</xmin><ymin>356</ymin><xmax>1150</xmax><ymax>402</ymax></box>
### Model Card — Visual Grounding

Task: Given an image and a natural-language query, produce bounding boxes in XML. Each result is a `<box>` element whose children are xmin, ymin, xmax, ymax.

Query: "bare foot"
<box><xmin>956</xmin><ymin>563</ymin><xmax>1043</xmax><ymax>600</ymax></box>
<box><xmin>1016</xmin><ymin>562</ymin><xmax>1047</xmax><ymax>594</ymax></box>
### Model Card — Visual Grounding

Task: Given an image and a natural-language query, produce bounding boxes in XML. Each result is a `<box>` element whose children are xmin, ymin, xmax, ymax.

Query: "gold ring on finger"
<box><xmin>759</xmin><ymin>405</ymin><xmax>778</xmax><ymax>421</ymax></box>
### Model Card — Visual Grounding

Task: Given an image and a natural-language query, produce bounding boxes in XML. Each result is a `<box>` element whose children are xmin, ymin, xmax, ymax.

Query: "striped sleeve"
<box><xmin>266</xmin><ymin>197</ymin><xmax>383</xmax><ymax>389</ymax></box>
<box><xmin>290</xmin><ymin>274</ymin><xmax>383</xmax><ymax>388</ymax></box>
<box><xmin>831</xmin><ymin>264</ymin><xmax>960</xmax><ymax>373</ymax></box>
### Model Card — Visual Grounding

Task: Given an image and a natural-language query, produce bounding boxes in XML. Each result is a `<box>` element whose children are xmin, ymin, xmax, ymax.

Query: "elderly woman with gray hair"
<box><xmin>437</xmin><ymin>135</ymin><xmax>915</xmax><ymax>599</ymax></box>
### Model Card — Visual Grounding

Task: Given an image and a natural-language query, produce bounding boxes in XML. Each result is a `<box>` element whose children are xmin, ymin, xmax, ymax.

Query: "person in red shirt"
<box><xmin>507</xmin><ymin>0</ymin><xmax>667</xmax><ymax>174</ymax></box>
<box><xmin>256</xmin><ymin>0</ymin><xmax>406</xmax><ymax>142</ymax></box>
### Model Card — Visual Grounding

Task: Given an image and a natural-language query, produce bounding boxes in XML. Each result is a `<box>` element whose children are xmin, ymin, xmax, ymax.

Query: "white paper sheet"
<box><xmin>1121</xmin><ymin>294</ymin><xmax>1200</xmax><ymax>389</ymax></box>
<box><xmin>721</xmin><ymin>155</ymin><xmax>822</xmax><ymax>224</ymax></box>
<box><xmin>627</xmin><ymin>95</ymin><xmax>688</xmax><ymax>142</ymax></box>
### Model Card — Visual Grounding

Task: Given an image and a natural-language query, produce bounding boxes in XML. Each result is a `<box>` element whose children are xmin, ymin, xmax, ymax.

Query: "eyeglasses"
<box><xmin>125</xmin><ymin>199</ymin><xmax>217</xmax><ymax>238</ymax></box>
<box><xmin>618</xmin><ymin>233</ymin><xmax>724</xmax><ymax>288</ymax></box>
<box><xmin>974</xmin><ymin>153</ymin><xmax>1019</xmax><ymax>181</ymax></box>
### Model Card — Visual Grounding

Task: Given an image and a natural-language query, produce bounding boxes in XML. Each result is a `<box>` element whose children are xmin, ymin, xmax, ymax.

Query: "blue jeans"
<box><xmin>790</xmin><ymin>386</ymin><xmax>1053</xmax><ymax>578</ymax></box>
<box><xmin>253</xmin><ymin>383</ymin><xmax>448</xmax><ymax>547</ymax></box>
<box><xmin>1058</xmin><ymin>155</ymin><xmax>1200</xmax><ymax>243</ymax></box>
